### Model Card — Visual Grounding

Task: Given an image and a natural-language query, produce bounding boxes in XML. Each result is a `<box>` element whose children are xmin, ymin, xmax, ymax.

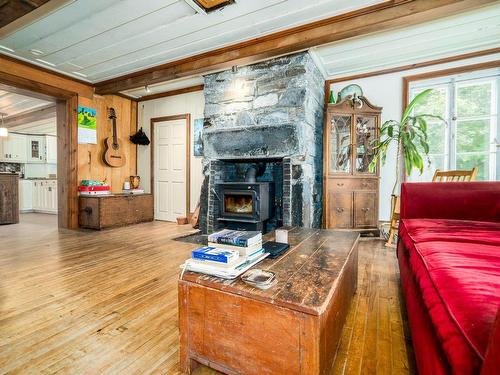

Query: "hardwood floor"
<box><xmin>0</xmin><ymin>214</ymin><xmax>415</xmax><ymax>374</ymax></box>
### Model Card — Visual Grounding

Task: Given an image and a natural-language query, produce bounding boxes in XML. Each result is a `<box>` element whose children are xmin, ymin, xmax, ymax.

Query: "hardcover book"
<box><xmin>208</xmin><ymin>229</ymin><xmax>262</xmax><ymax>247</ymax></box>
<box><xmin>191</xmin><ymin>246</ymin><xmax>239</xmax><ymax>264</ymax></box>
<box><xmin>207</xmin><ymin>241</ymin><xmax>263</xmax><ymax>256</ymax></box>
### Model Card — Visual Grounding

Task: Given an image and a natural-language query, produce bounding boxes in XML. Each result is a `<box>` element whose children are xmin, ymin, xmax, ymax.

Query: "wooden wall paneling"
<box><xmin>57</xmin><ymin>97</ymin><xmax>79</xmax><ymax>229</ymax></box>
<box><xmin>94</xmin><ymin>0</ymin><xmax>498</xmax><ymax>94</ymax></box>
<box><xmin>77</xmin><ymin>95</ymin><xmax>137</xmax><ymax>193</ymax></box>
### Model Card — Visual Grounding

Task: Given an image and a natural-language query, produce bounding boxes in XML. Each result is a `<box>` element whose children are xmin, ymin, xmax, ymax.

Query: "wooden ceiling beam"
<box><xmin>3</xmin><ymin>103</ymin><xmax>56</xmax><ymax>128</ymax></box>
<box><xmin>94</xmin><ymin>0</ymin><xmax>498</xmax><ymax>95</ymax></box>
<box><xmin>137</xmin><ymin>84</ymin><xmax>204</xmax><ymax>102</ymax></box>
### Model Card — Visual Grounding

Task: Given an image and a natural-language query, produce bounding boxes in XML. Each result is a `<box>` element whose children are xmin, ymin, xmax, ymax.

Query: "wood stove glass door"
<box><xmin>223</xmin><ymin>191</ymin><xmax>255</xmax><ymax>219</ymax></box>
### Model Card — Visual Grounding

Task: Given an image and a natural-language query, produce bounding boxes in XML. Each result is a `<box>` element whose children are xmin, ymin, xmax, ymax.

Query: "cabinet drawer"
<box><xmin>329</xmin><ymin>191</ymin><xmax>352</xmax><ymax>229</ymax></box>
<box><xmin>354</xmin><ymin>192</ymin><xmax>377</xmax><ymax>228</ymax></box>
<box><xmin>331</xmin><ymin>178</ymin><xmax>378</xmax><ymax>191</ymax></box>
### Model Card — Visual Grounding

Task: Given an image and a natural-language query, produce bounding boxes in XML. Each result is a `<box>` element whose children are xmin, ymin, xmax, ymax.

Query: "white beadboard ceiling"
<box><xmin>10</xmin><ymin>119</ymin><xmax>57</xmax><ymax>135</ymax></box>
<box><xmin>0</xmin><ymin>0</ymin><xmax>384</xmax><ymax>83</ymax></box>
<box><xmin>313</xmin><ymin>3</ymin><xmax>500</xmax><ymax>79</ymax></box>
<box><xmin>0</xmin><ymin>90</ymin><xmax>51</xmax><ymax>117</ymax></box>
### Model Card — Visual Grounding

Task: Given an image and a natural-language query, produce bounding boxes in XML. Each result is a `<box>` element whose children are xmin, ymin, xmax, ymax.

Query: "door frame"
<box><xmin>0</xmin><ymin>72</ymin><xmax>79</xmax><ymax>229</ymax></box>
<box><xmin>150</xmin><ymin>114</ymin><xmax>191</xmax><ymax>219</ymax></box>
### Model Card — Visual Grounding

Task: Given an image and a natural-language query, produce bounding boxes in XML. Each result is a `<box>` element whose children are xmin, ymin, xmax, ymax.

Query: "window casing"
<box><xmin>408</xmin><ymin>68</ymin><xmax>500</xmax><ymax>181</ymax></box>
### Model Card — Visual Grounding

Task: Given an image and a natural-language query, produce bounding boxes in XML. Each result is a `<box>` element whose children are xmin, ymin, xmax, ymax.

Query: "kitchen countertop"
<box><xmin>22</xmin><ymin>177</ymin><xmax>57</xmax><ymax>180</ymax></box>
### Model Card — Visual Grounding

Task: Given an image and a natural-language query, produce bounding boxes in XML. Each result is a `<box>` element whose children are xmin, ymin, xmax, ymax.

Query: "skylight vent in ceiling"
<box><xmin>193</xmin><ymin>0</ymin><xmax>235</xmax><ymax>13</ymax></box>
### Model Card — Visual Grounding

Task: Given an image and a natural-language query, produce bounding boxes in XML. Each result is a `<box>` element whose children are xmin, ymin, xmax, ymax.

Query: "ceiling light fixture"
<box><xmin>145</xmin><ymin>85</ymin><xmax>151</xmax><ymax>93</ymax></box>
<box><xmin>0</xmin><ymin>114</ymin><xmax>8</xmax><ymax>138</ymax></box>
<box><xmin>30</xmin><ymin>49</ymin><xmax>44</xmax><ymax>56</ymax></box>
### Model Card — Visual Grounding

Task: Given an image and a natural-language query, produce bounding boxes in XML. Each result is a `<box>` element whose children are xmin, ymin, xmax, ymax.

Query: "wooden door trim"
<box><xmin>150</xmin><ymin>114</ymin><xmax>191</xmax><ymax>219</ymax></box>
<box><xmin>0</xmin><ymin>72</ymin><xmax>79</xmax><ymax>229</ymax></box>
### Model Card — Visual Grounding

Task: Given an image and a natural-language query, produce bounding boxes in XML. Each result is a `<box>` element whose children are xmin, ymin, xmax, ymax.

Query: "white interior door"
<box><xmin>154</xmin><ymin>119</ymin><xmax>187</xmax><ymax>221</ymax></box>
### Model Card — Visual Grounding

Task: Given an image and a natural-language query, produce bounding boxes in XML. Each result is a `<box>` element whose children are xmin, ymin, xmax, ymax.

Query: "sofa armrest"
<box><xmin>481</xmin><ymin>308</ymin><xmax>500</xmax><ymax>375</ymax></box>
<box><xmin>400</xmin><ymin>182</ymin><xmax>500</xmax><ymax>222</ymax></box>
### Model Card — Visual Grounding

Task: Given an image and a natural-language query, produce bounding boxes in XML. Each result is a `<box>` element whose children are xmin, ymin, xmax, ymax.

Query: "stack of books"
<box><xmin>78</xmin><ymin>185</ymin><xmax>111</xmax><ymax>195</ymax></box>
<box><xmin>181</xmin><ymin>230</ymin><xmax>268</xmax><ymax>279</ymax></box>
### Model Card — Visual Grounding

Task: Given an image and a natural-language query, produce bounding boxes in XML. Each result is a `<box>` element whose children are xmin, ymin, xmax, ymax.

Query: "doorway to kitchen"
<box><xmin>0</xmin><ymin>88</ymin><xmax>58</xmax><ymax>225</ymax></box>
<box><xmin>0</xmin><ymin>73</ymin><xmax>79</xmax><ymax>229</ymax></box>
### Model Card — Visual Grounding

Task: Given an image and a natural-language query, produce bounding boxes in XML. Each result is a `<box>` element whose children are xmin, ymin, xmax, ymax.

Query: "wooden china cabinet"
<box><xmin>323</xmin><ymin>96</ymin><xmax>381</xmax><ymax>232</ymax></box>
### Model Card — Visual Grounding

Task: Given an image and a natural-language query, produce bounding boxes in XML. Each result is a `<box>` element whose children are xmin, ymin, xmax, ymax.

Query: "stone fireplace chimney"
<box><xmin>199</xmin><ymin>52</ymin><xmax>325</xmax><ymax>233</ymax></box>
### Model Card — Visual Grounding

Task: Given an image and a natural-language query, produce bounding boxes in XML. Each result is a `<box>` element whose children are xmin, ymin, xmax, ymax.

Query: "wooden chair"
<box><xmin>432</xmin><ymin>167</ymin><xmax>478</xmax><ymax>182</ymax></box>
<box><xmin>385</xmin><ymin>167</ymin><xmax>478</xmax><ymax>247</ymax></box>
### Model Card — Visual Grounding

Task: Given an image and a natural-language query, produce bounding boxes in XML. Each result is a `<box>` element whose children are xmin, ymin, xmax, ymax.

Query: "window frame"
<box><xmin>403</xmin><ymin>62</ymin><xmax>500</xmax><ymax>181</ymax></box>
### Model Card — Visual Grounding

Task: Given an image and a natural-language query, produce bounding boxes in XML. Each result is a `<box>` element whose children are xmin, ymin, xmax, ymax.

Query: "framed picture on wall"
<box><xmin>193</xmin><ymin>118</ymin><xmax>204</xmax><ymax>157</ymax></box>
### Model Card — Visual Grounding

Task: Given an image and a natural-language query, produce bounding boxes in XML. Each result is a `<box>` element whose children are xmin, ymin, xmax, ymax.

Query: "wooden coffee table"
<box><xmin>178</xmin><ymin>228</ymin><xmax>359</xmax><ymax>375</ymax></box>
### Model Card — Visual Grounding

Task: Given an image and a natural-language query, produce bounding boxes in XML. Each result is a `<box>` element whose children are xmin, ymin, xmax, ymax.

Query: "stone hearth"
<box><xmin>199</xmin><ymin>52</ymin><xmax>325</xmax><ymax>233</ymax></box>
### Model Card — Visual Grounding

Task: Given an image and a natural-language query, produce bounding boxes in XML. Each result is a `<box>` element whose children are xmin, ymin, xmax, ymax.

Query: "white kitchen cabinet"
<box><xmin>27</xmin><ymin>136</ymin><xmax>45</xmax><ymax>163</ymax></box>
<box><xmin>45</xmin><ymin>136</ymin><xmax>57</xmax><ymax>164</ymax></box>
<box><xmin>19</xmin><ymin>180</ymin><xmax>33</xmax><ymax>212</ymax></box>
<box><xmin>32</xmin><ymin>179</ymin><xmax>57</xmax><ymax>214</ymax></box>
<box><xmin>1</xmin><ymin>133</ymin><xmax>27</xmax><ymax>162</ymax></box>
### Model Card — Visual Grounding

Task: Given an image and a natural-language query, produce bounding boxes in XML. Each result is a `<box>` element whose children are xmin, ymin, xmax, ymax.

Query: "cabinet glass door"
<box><xmin>31</xmin><ymin>140</ymin><xmax>40</xmax><ymax>159</ymax></box>
<box><xmin>329</xmin><ymin>115</ymin><xmax>352</xmax><ymax>173</ymax></box>
<box><xmin>355</xmin><ymin>115</ymin><xmax>377</xmax><ymax>173</ymax></box>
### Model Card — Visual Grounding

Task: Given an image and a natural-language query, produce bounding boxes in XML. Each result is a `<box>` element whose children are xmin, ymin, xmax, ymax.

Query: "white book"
<box><xmin>207</xmin><ymin>241</ymin><xmax>262</xmax><ymax>256</ymax></box>
<box><xmin>180</xmin><ymin>251</ymin><xmax>269</xmax><ymax>280</ymax></box>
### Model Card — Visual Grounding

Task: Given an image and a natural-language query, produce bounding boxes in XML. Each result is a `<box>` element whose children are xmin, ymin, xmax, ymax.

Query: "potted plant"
<box><xmin>368</xmin><ymin>89</ymin><xmax>444</xmax><ymax>245</ymax></box>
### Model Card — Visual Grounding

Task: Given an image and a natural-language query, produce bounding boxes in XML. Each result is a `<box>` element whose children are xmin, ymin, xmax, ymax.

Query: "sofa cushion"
<box><xmin>402</xmin><ymin>219</ymin><xmax>500</xmax><ymax>247</ymax></box>
<box><xmin>400</xmin><ymin>219</ymin><xmax>500</xmax><ymax>374</ymax></box>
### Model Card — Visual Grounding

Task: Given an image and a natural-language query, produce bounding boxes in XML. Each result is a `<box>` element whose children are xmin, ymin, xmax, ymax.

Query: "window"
<box><xmin>408</xmin><ymin>68</ymin><xmax>500</xmax><ymax>181</ymax></box>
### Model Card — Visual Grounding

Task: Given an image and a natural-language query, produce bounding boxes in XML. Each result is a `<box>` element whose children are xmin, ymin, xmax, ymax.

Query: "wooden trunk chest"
<box><xmin>79</xmin><ymin>194</ymin><xmax>154</xmax><ymax>229</ymax></box>
<box><xmin>179</xmin><ymin>229</ymin><xmax>359</xmax><ymax>375</ymax></box>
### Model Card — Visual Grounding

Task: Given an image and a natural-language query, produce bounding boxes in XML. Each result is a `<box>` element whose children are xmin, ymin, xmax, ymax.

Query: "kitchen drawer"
<box><xmin>330</xmin><ymin>178</ymin><xmax>378</xmax><ymax>191</ymax></box>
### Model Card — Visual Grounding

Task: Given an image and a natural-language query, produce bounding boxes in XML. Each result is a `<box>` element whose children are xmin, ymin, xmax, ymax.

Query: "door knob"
<box><xmin>336</xmin><ymin>207</ymin><xmax>344</xmax><ymax>213</ymax></box>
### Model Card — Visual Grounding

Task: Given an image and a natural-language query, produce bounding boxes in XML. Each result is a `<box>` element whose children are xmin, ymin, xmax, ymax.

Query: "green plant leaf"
<box><xmin>401</xmin><ymin>89</ymin><xmax>433</xmax><ymax>125</ymax></box>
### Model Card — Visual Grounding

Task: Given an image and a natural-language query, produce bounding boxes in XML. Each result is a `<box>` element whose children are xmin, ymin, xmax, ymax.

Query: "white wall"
<box><xmin>137</xmin><ymin>91</ymin><xmax>204</xmax><ymax>213</ymax></box>
<box><xmin>330</xmin><ymin>52</ymin><xmax>500</xmax><ymax>221</ymax></box>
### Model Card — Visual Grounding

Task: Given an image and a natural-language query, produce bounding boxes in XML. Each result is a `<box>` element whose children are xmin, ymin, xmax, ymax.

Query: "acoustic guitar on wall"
<box><xmin>103</xmin><ymin>107</ymin><xmax>126</xmax><ymax>168</ymax></box>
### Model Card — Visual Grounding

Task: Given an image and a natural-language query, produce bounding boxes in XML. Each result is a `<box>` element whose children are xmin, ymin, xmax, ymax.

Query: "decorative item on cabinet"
<box><xmin>323</xmin><ymin>95</ymin><xmax>381</xmax><ymax>234</ymax></box>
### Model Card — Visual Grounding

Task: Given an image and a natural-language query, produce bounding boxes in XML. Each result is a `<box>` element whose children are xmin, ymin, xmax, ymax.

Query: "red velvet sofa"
<box><xmin>397</xmin><ymin>182</ymin><xmax>500</xmax><ymax>375</ymax></box>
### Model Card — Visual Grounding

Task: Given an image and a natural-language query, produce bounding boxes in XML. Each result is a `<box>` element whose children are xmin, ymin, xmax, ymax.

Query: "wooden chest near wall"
<box><xmin>79</xmin><ymin>194</ymin><xmax>153</xmax><ymax>230</ymax></box>
<box><xmin>0</xmin><ymin>173</ymin><xmax>19</xmax><ymax>224</ymax></box>
<box><xmin>323</xmin><ymin>96</ymin><xmax>381</xmax><ymax>231</ymax></box>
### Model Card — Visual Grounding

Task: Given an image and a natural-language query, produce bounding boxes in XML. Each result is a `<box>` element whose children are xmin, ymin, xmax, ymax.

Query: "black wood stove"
<box><xmin>217</xmin><ymin>182</ymin><xmax>274</xmax><ymax>232</ymax></box>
